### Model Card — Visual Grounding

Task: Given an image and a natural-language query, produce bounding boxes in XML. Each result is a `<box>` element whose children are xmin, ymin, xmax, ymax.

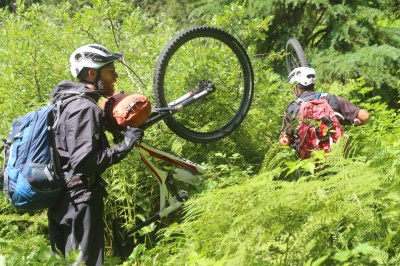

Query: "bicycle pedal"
<box><xmin>178</xmin><ymin>190</ymin><xmax>189</xmax><ymax>201</ymax></box>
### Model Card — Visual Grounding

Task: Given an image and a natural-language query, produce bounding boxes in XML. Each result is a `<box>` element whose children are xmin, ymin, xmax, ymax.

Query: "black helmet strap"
<box><xmin>82</xmin><ymin>62</ymin><xmax>114</xmax><ymax>97</ymax></box>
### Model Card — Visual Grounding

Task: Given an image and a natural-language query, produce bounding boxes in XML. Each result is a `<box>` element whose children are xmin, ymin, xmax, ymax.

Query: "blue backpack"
<box><xmin>0</xmin><ymin>91</ymin><xmax>94</xmax><ymax>210</ymax></box>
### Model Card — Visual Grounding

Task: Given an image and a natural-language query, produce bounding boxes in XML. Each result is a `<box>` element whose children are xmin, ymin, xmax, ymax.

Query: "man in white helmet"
<box><xmin>47</xmin><ymin>44</ymin><xmax>144</xmax><ymax>265</ymax></box>
<box><xmin>279</xmin><ymin>67</ymin><xmax>370</xmax><ymax>147</ymax></box>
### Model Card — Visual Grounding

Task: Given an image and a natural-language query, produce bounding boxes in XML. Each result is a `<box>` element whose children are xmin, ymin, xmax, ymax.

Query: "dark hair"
<box><xmin>77</xmin><ymin>67</ymin><xmax>90</xmax><ymax>81</ymax></box>
<box><xmin>77</xmin><ymin>62</ymin><xmax>113</xmax><ymax>81</ymax></box>
<box><xmin>297</xmin><ymin>83</ymin><xmax>315</xmax><ymax>91</ymax></box>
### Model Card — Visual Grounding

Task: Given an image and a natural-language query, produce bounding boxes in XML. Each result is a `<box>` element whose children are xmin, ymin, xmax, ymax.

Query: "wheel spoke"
<box><xmin>153</xmin><ymin>26</ymin><xmax>254</xmax><ymax>143</ymax></box>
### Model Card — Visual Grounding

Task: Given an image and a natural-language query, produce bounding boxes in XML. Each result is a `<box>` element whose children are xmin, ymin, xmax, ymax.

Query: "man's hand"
<box><xmin>122</xmin><ymin>127</ymin><xmax>144</xmax><ymax>151</ymax></box>
<box><xmin>353</xmin><ymin>118</ymin><xmax>361</xmax><ymax>126</ymax></box>
<box><xmin>279</xmin><ymin>134</ymin><xmax>291</xmax><ymax>146</ymax></box>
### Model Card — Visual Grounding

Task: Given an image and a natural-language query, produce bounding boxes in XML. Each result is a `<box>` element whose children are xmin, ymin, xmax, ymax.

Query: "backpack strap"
<box><xmin>315</xmin><ymin>92</ymin><xmax>345</xmax><ymax>120</ymax></box>
<box><xmin>52</xmin><ymin>93</ymin><xmax>98</xmax><ymax>129</ymax></box>
<box><xmin>51</xmin><ymin>93</ymin><xmax>98</xmax><ymax>182</ymax></box>
<box><xmin>295</xmin><ymin>97</ymin><xmax>304</xmax><ymax>105</ymax></box>
<box><xmin>315</xmin><ymin>92</ymin><xmax>331</xmax><ymax>100</ymax></box>
<box><xmin>0</xmin><ymin>138</ymin><xmax>6</xmax><ymax>185</ymax></box>
<box><xmin>293</xmin><ymin>98</ymin><xmax>304</xmax><ymax>113</ymax></box>
<box><xmin>1</xmin><ymin>135</ymin><xmax>22</xmax><ymax>150</ymax></box>
<box><xmin>52</xmin><ymin>90</ymin><xmax>83</xmax><ymax>102</ymax></box>
<box><xmin>1</xmin><ymin>137</ymin><xmax>10</xmax><ymax>196</ymax></box>
<box><xmin>0</xmin><ymin>138</ymin><xmax>6</xmax><ymax>153</ymax></box>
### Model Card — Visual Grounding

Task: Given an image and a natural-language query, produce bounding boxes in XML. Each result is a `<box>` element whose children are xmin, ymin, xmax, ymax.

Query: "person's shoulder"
<box><xmin>74</xmin><ymin>96</ymin><xmax>99</xmax><ymax>105</ymax></box>
<box><xmin>286</xmin><ymin>100</ymin><xmax>301</xmax><ymax>114</ymax></box>
<box><xmin>64</xmin><ymin>96</ymin><xmax>101</xmax><ymax>117</ymax></box>
<box><xmin>335</xmin><ymin>95</ymin><xmax>350</xmax><ymax>103</ymax></box>
<box><xmin>287</xmin><ymin>99</ymin><xmax>299</xmax><ymax>107</ymax></box>
<box><xmin>299</xmin><ymin>90</ymin><xmax>318</xmax><ymax>101</ymax></box>
<box><xmin>318</xmin><ymin>92</ymin><xmax>338</xmax><ymax>102</ymax></box>
<box><xmin>317</xmin><ymin>91</ymin><xmax>332</xmax><ymax>97</ymax></box>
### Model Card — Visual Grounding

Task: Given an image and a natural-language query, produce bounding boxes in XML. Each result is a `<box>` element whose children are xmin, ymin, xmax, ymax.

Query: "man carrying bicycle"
<box><xmin>279</xmin><ymin>67</ymin><xmax>370</xmax><ymax>153</ymax></box>
<box><xmin>47</xmin><ymin>44</ymin><xmax>144</xmax><ymax>265</ymax></box>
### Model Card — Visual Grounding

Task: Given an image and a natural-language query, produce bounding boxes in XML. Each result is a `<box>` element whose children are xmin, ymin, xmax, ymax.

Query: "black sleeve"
<box><xmin>65</xmin><ymin>103</ymin><xmax>129</xmax><ymax>176</ymax></box>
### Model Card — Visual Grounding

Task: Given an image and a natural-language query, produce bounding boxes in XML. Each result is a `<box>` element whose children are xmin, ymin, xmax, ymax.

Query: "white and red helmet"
<box><xmin>69</xmin><ymin>44</ymin><xmax>123</xmax><ymax>78</ymax></box>
<box><xmin>288</xmin><ymin>67</ymin><xmax>316</xmax><ymax>86</ymax></box>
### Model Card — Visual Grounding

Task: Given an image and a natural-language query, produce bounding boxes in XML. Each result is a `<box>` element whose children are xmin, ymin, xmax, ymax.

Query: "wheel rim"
<box><xmin>155</xmin><ymin>27</ymin><xmax>253</xmax><ymax>142</ymax></box>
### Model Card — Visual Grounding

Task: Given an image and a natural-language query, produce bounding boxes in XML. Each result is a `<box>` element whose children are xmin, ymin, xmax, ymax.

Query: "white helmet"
<box><xmin>69</xmin><ymin>44</ymin><xmax>123</xmax><ymax>78</ymax></box>
<box><xmin>288</xmin><ymin>67</ymin><xmax>316</xmax><ymax>86</ymax></box>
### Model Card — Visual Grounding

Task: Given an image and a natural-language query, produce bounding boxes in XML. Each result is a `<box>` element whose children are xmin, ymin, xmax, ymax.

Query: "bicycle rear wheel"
<box><xmin>286</xmin><ymin>39</ymin><xmax>309</xmax><ymax>74</ymax></box>
<box><xmin>153</xmin><ymin>26</ymin><xmax>254</xmax><ymax>143</ymax></box>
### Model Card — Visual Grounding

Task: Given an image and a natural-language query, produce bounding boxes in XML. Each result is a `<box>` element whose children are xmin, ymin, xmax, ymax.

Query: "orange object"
<box><xmin>100</xmin><ymin>92</ymin><xmax>151</xmax><ymax>129</ymax></box>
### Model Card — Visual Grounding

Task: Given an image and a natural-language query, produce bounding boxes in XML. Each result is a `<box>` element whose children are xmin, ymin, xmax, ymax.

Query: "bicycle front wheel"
<box><xmin>286</xmin><ymin>39</ymin><xmax>309</xmax><ymax>74</ymax></box>
<box><xmin>154</xmin><ymin>26</ymin><xmax>254</xmax><ymax>143</ymax></box>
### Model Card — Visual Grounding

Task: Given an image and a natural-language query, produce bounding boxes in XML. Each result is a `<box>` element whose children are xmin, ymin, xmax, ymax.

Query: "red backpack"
<box><xmin>294</xmin><ymin>93</ymin><xmax>344</xmax><ymax>159</ymax></box>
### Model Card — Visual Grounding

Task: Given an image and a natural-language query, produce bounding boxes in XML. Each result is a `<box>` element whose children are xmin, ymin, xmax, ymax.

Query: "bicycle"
<box><xmin>285</xmin><ymin>38</ymin><xmax>310</xmax><ymax>74</ymax></box>
<box><xmin>111</xmin><ymin>25</ymin><xmax>254</xmax><ymax>259</ymax></box>
<box><xmin>286</xmin><ymin>40</ymin><xmax>349</xmax><ymax>119</ymax></box>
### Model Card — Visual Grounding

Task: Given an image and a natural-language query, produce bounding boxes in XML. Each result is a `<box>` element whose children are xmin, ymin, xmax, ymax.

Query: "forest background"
<box><xmin>0</xmin><ymin>0</ymin><xmax>399</xmax><ymax>265</ymax></box>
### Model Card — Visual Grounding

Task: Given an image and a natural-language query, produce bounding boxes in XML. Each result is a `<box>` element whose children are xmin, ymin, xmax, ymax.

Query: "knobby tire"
<box><xmin>286</xmin><ymin>39</ymin><xmax>309</xmax><ymax>74</ymax></box>
<box><xmin>153</xmin><ymin>26</ymin><xmax>254</xmax><ymax>143</ymax></box>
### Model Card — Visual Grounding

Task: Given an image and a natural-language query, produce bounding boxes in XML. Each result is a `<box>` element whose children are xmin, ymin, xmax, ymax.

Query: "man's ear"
<box><xmin>294</xmin><ymin>85</ymin><xmax>302</xmax><ymax>97</ymax></box>
<box><xmin>88</xmin><ymin>68</ymin><xmax>98</xmax><ymax>78</ymax></box>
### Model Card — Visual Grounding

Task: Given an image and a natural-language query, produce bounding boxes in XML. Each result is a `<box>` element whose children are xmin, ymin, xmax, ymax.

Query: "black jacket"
<box><xmin>50</xmin><ymin>80</ymin><xmax>128</xmax><ymax>177</ymax></box>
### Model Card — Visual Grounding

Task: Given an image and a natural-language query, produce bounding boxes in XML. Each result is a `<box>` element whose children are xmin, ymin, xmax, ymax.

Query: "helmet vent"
<box><xmin>89</xmin><ymin>45</ymin><xmax>112</xmax><ymax>55</ymax></box>
<box><xmin>74</xmin><ymin>53</ymin><xmax>83</xmax><ymax>62</ymax></box>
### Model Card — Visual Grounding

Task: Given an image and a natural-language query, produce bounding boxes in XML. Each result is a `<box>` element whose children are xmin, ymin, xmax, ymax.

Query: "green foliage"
<box><xmin>132</xmin><ymin>79</ymin><xmax>400</xmax><ymax>265</ymax></box>
<box><xmin>310</xmin><ymin>45</ymin><xmax>400</xmax><ymax>108</ymax></box>
<box><xmin>136</xmin><ymin>143</ymin><xmax>400</xmax><ymax>265</ymax></box>
<box><xmin>183</xmin><ymin>0</ymin><xmax>400</xmax><ymax>109</ymax></box>
<box><xmin>0</xmin><ymin>0</ymin><xmax>399</xmax><ymax>265</ymax></box>
<box><xmin>0</xmin><ymin>208</ymin><xmax>77</xmax><ymax>265</ymax></box>
<box><xmin>0</xmin><ymin>0</ymin><xmax>175</xmax><ymax>263</ymax></box>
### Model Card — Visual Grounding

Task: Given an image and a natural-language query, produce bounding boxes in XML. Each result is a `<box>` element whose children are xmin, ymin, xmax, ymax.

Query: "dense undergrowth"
<box><xmin>0</xmin><ymin>0</ymin><xmax>399</xmax><ymax>265</ymax></box>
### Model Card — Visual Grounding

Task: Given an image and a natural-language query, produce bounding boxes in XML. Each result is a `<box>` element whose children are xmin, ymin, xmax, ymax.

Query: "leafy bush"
<box><xmin>0</xmin><ymin>0</ymin><xmax>399</xmax><ymax>265</ymax></box>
